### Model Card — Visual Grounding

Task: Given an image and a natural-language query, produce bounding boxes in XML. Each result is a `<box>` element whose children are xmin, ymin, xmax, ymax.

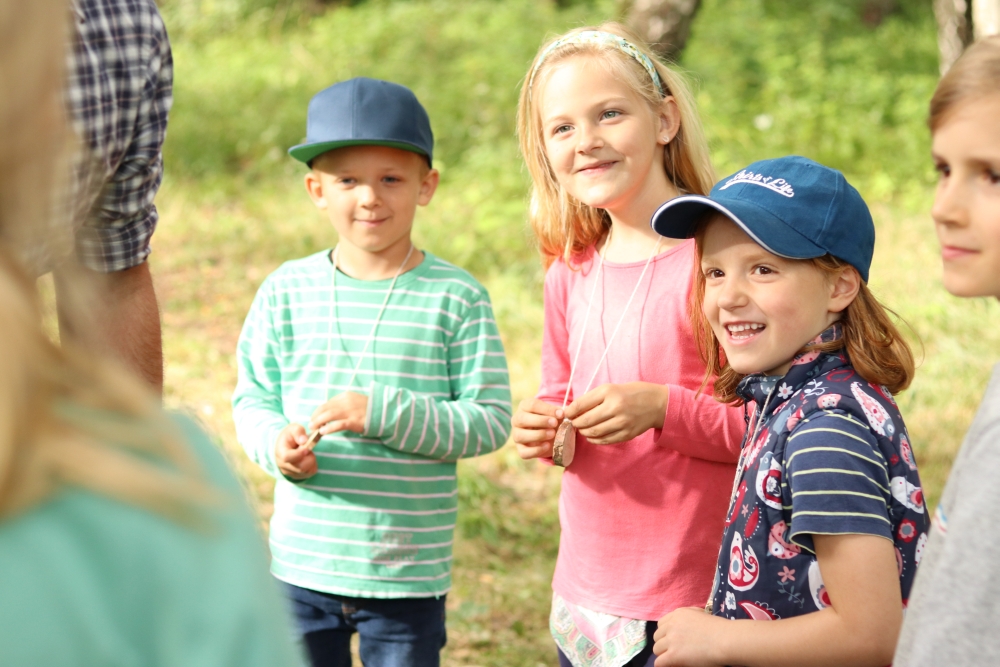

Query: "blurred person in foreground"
<box><xmin>893</xmin><ymin>35</ymin><xmax>1000</xmax><ymax>666</ymax></box>
<box><xmin>0</xmin><ymin>2</ymin><xmax>305</xmax><ymax>665</ymax></box>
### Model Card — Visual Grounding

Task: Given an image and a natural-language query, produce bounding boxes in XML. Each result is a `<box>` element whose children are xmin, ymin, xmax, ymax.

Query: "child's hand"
<box><xmin>310</xmin><ymin>391</ymin><xmax>368</xmax><ymax>436</ymax></box>
<box><xmin>512</xmin><ymin>398</ymin><xmax>563</xmax><ymax>460</ymax></box>
<box><xmin>653</xmin><ymin>607</ymin><xmax>725</xmax><ymax>667</ymax></box>
<box><xmin>565</xmin><ymin>382</ymin><xmax>669</xmax><ymax>445</ymax></box>
<box><xmin>275</xmin><ymin>423</ymin><xmax>318</xmax><ymax>480</ymax></box>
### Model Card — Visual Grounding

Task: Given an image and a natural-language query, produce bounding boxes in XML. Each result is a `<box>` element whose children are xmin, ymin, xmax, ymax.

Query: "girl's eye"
<box><xmin>704</xmin><ymin>268</ymin><xmax>723</xmax><ymax>279</ymax></box>
<box><xmin>383</xmin><ymin>176</ymin><xmax>401</xmax><ymax>184</ymax></box>
<box><xmin>339</xmin><ymin>177</ymin><xmax>356</xmax><ymax>186</ymax></box>
<box><xmin>988</xmin><ymin>169</ymin><xmax>1000</xmax><ymax>185</ymax></box>
<box><xmin>751</xmin><ymin>265</ymin><xmax>774</xmax><ymax>275</ymax></box>
<box><xmin>934</xmin><ymin>161</ymin><xmax>950</xmax><ymax>179</ymax></box>
<box><xmin>601</xmin><ymin>110</ymin><xmax>621</xmax><ymax>120</ymax></box>
<box><xmin>553</xmin><ymin>124</ymin><xmax>572</xmax><ymax>135</ymax></box>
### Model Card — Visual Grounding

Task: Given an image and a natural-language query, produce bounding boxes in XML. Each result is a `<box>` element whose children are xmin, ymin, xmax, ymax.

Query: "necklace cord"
<box><xmin>561</xmin><ymin>230</ymin><xmax>662</xmax><ymax>409</ymax></box>
<box><xmin>327</xmin><ymin>244</ymin><xmax>416</xmax><ymax>394</ymax></box>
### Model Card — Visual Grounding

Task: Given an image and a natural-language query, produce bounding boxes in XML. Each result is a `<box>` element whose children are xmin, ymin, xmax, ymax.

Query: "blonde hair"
<box><xmin>930</xmin><ymin>35</ymin><xmax>1000</xmax><ymax>131</ymax></box>
<box><xmin>517</xmin><ymin>22</ymin><xmax>715</xmax><ymax>268</ymax></box>
<box><xmin>690</xmin><ymin>237</ymin><xmax>916</xmax><ymax>405</ymax></box>
<box><xmin>0</xmin><ymin>0</ymin><xmax>219</xmax><ymax>522</ymax></box>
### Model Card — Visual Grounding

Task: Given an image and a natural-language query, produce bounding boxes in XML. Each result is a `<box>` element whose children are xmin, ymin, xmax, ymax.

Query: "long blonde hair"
<box><xmin>0</xmin><ymin>0</ymin><xmax>219</xmax><ymax>522</ymax></box>
<box><xmin>517</xmin><ymin>22</ymin><xmax>715</xmax><ymax>268</ymax></box>
<box><xmin>930</xmin><ymin>35</ymin><xmax>1000</xmax><ymax>131</ymax></box>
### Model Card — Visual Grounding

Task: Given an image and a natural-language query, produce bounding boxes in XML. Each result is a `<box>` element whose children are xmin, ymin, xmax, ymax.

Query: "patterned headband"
<box><xmin>527</xmin><ymin>31</ymin><xmax>665</xmax><ymax>98</ymax></box>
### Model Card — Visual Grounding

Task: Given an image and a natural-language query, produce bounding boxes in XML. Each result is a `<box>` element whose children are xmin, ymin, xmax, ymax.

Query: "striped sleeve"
<box><xmin>785</xmin><ymin>411</ymin><xmax>893</xmax><ymax>553</ymax></box>
<box><xmin>232</xmin><ymin>279</ymin><xmax>288</xmax><ymax>477</ymax></box>
<box><xmin>364</xmin><ymin>293</ymin><xmax>511</xmax><ymax>461</ymax></box>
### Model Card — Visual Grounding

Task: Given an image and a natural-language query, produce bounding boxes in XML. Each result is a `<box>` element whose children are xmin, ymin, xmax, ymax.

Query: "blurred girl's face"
<box><xmin>700</xmin><ymin>216</ymin><xmax>857</xmax><ymax>378</ymax></box>
<box><xmin>931</xmin><ymin>94</ymin><xmax>1000</xmax><ymax>298</ymax></box>
<box><xmin>536</xmin><ymin>55</ymin><xmax>674</xmax><ymax>218</ymax></box>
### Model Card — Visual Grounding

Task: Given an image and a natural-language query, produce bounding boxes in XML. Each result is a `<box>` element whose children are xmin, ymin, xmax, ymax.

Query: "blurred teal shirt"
<box><xmin>0</xmin><ymin>415</ymin><xmax>305</xmax><ymax>667</ymax></box>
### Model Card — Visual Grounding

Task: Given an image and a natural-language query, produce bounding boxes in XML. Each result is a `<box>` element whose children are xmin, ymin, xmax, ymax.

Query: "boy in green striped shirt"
<box><xmin>232</xmin><ymin>78</ymin><xmax>512</xmax><ymax>667</ymax></box>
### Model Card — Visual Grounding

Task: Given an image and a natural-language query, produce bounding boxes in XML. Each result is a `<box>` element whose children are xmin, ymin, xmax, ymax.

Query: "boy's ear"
<box><xmin>304</xmin><ymin>171</ymin><xmax>327</xmax><ymax>208</ymax></box>
<box><xmin>829</xmin><ymin>266</ymin><xmax>862</xmax><ymax>314</ymax></box>
<box><xmin>657</xmin><ymin>96</ymin><xmax>681</xmax><ymax>146</ymax></box>
<box><xmin>417</xmin><ymin>168</ymin><xmax>440</xmax><ymax>206</ymax></box>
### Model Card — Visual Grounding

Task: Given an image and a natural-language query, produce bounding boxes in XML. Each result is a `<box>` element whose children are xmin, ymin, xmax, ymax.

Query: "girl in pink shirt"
<box><xmin>512</xmin><ymin>23</ymin><xmax>746</xmax><ymax>667</ymax></box>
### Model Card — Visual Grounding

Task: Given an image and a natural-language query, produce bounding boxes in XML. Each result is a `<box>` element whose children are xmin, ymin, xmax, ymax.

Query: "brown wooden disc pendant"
<box><xmin>552</xmin><ymin>419</ymin><xmax>576</xmax><ymax>467</ymax></box>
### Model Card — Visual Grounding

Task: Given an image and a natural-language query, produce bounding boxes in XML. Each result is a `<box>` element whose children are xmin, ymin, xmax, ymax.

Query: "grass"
<box><xmin>149</xmin><ymin>0</ymin><xmax>998</xmax><ymax>664</ymax></box>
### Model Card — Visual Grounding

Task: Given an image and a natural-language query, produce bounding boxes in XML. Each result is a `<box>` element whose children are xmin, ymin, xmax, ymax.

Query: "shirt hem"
<box><xmin>552</xmin><ymin>583</ymin><xmax>664</xmax><ymax>622</ymax></box>
<box><xmin>272</xmin><ymin>571</ymin><xmax>451</xmax><ymax>600</ymax></box>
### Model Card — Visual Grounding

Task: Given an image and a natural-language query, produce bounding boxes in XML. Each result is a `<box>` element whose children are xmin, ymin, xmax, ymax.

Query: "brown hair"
<box><xmin>691</xmin><ymin>241</ymin><xmax>915</xmax><ymax>406</ymax></box>
<box><xmin>0</xmin><ymin>0</ymin><xmax>220</xmax><ymax>521</ymax></box>
<box><xmin>930</xmin><ymin>35</ymin><xmax>1000</xmax><ymax>131</ymax></box>
<box><xmin>517</xmin><ymin>22</ymin><xmax>714</xmax><ymax>269</ymax></box>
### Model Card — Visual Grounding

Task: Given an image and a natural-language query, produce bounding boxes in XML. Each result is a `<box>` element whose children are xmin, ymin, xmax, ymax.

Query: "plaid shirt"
<box><xmin>64</xmin><ymin>0</ymin><xmax>172</xmax><ymax>273</ymax></box>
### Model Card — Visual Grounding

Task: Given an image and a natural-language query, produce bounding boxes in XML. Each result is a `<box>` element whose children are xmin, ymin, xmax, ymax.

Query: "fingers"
<box><xmin>282</xmin><ymin>455</ymin><xmax>318</xmax><ymax>480</ymax></box>
<box><xmin>515</xmin><ymin>441</ymin><xmax>554</xmax><ymax>460</ymax></box>
<box><xmin>515</xmin><ymin>398</ymin><xmax>562</xmax><ymax>420</ymax></box>
<box><xmin>319</xmin><ymin>419</ymin><xmax>350</xmax><ymax>435</ymax></box>
<box><xmin>512</xmin><ymin>408</ymin><xmax>560</xmax><ymax>431</ymax></box>
<box><xmin>284</xmin><ymin>422</ymin><xmax>308</xmax><ymax>447</ymax></box>
<box><xmin>578</xmin><ymin>418</ymin><xmax>630</xmax><ymax>444</ymax></box>
<box><xmin>563</xmin><ymin>385</ymin><xmax>607</xmax><ymax>420</ymax></box>
<box><xmin>512</xmin><ymin>399</ymin><xmax>561</xmax><ymax>457</ymax></box>
<box><xmin>512</xmin><ymin>422</ymin><xmax>556</xmax><ymax>444</ymax></box>
<box><xmin>310</xmin><ymin>407</ymin><xmax>341</xmax><ymax>431</ymax></box>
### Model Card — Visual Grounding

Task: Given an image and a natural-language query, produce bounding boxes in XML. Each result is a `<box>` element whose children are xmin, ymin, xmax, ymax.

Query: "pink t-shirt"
<box><xmin>539</xmin><ymin>239</ymin><xmax>745</xmax><ymax>620</ymax></box>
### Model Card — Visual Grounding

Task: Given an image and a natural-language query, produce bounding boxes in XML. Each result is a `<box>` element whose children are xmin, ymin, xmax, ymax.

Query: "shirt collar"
<box><xmin>736</xmin><ymin>323</ymin><xmax>846</xmax><ymax>408</ymax></box>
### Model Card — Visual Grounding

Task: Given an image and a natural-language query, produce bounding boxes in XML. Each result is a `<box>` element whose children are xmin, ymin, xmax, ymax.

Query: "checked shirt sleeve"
<box><xmin>232</xmin><ymin>281</ymin><xmax>289</xmax><ymax>478</ymax></box>
<box><xmin>365</xmin><ymin>294</ymin><xmax>512</xmax><ymax>461</ymax></box>
<box><xmin>68</xmin><ymin>0</ymin><xmax>174</xmax><ymax>272</ymax></box>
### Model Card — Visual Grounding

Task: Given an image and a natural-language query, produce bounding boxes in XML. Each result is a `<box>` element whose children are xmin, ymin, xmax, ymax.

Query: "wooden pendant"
<box><xmin>304</xmin><ymin>430</ymin><xmax>323</xmax><ymax>451</ymax></box>
<box><xmin>552</xmin><ymin>419</ymin><xmax>576</xmax><ymax>467</ymax></box>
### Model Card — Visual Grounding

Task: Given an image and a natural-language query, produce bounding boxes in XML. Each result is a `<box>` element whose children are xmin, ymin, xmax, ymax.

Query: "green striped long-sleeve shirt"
<box><xmin>232</xmin><ymin>250</ymin><xmax>511</xmax><ymax>598</ymax></box>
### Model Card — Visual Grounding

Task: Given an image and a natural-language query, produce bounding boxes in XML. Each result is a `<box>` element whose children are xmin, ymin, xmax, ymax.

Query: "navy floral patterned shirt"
<box><xmin>710</xmin><ymin>325</ymin><xmax>929</xmax><ymax>620</ymax></box>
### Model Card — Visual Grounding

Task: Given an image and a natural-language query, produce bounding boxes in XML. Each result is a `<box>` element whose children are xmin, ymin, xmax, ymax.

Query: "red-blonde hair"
<box><xmin>691</xmin><ymin>235</ymin><xmax>915</xmax><ymax>405</ymax></box>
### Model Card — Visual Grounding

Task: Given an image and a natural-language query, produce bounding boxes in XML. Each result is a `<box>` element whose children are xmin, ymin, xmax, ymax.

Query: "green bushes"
<box><xmin>161</xmin><ymin>0</ymin><xmax>941</xmax><ymax>283</ymax></box>
<box><xmin>687</xmin><ymin>0</ymin><xmax>938</xmax><ymax>206</ymax></box>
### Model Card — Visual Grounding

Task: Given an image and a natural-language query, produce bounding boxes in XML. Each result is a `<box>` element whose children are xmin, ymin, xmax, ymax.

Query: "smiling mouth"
<box><xmin>576</xmin><ymin>161</ymin><xmax>615</xmax><ymax>174</ymax></box>
<box><xmin>941</xmin><ymin>245</ymin><xmax>978</xmax><ymax>260</ymax></box>
<box><xmin>725</xmin><ymin>322</ymin><xmax>766</xmax><ymax>340</ymax></box>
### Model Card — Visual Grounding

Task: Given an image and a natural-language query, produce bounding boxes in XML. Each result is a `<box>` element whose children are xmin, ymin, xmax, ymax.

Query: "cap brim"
<box><xmin>651</xmin><ymin>195</ymin><xmax>827</xmax><ymax>261</ymax></box>
<box><xmin>288</xmin><ymin>139</ymin><xmax>431</xmax><ymax>166</ymax></box>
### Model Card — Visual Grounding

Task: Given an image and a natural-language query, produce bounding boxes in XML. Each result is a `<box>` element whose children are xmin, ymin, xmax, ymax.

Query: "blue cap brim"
<box><xmin>651</xmin><ymin>195</ymin><xmax>827</xmax><ymax>261</ymax></box>
<box><xmin>288</xmin><ymin>139</ymin><xmax>431</xmax><ymax>166</ymax></box>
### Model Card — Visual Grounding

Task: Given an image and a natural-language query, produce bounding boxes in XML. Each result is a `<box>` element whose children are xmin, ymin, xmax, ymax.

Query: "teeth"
<box><xmin>726</xmin><ymin>323</ymin><xmax>764</xmax><ymax>334</ymax></box>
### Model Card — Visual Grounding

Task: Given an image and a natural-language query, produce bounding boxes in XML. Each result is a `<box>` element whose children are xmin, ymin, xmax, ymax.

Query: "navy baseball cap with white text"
<box><xmin>289</xmin><ymin>77</ymin><xmax>434</xmax><ymax>167</ymax></box>
<box><xmin>650</xmin><ymin>156</ymin><xmax>875</xmax><ymax>282</ymax></box>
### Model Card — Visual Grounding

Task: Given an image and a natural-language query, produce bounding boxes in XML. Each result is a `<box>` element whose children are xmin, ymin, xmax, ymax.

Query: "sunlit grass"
<box><xmin>149</xmin><ymin>1</ymin><xmax>991</xmax><ymax>664</ymax></box>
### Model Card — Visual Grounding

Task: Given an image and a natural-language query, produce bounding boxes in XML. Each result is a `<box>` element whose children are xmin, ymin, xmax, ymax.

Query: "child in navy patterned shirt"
<box><xmin>648</xmin><ymin>156</ymin><xmax>928</xmax><ymax>667</ymax></box>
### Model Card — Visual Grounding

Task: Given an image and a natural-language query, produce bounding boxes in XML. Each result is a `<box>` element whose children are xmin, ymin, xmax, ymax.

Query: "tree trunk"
<box><xmin>626</xmin><ymin>0</ymin><xmax>702</xmax><ymax>62</ymax></box>
<box><xmin>935</xmin><ymin>0</ymin><xmax>973</xmax><ymax>73</ymax></box>
<box><xmin>973</xmin><ymin>0</ymin><xmax>1000</xmax><ymax>38</ymax></box>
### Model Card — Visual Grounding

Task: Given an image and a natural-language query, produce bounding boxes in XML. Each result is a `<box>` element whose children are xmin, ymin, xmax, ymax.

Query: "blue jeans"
<box><xmin>283</xmin><ymin>582</ymin><xmax>447</xmax><ymax>667</ymax></box>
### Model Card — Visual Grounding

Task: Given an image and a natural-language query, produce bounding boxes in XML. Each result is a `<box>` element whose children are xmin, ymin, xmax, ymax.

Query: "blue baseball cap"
<box><xmin>650</xmin><ymin>156</ymin><xmax>875</xmax><ymax>282</ymax></box>
<box><xmin>289</xmin><ymin>77</ymin><xmax>434</xmax><ymax>166</ymax></box>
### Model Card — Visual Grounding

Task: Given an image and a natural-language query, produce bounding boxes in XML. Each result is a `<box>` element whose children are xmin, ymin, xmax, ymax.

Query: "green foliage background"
<box><xmin>150</xmin><ymin>1</ymin><xmax>998</xmax><ymax>664</ymax></box>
